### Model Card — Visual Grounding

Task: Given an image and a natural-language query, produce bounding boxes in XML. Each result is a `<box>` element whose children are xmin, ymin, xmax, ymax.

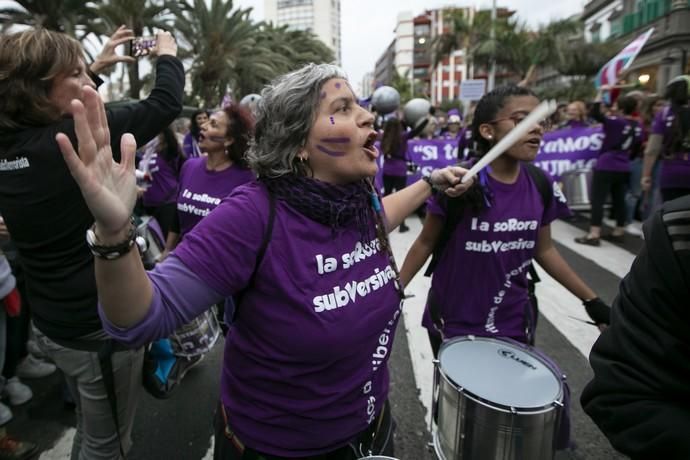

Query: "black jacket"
<box><xmin>581</xmin><ymin>196</ymin><xmax>690</xmax><ymax>460</ymax></box>
<box><xmin>0</xmin><ymin>56</ymin><xmax>184</xmax><ymax>341</ymax></box>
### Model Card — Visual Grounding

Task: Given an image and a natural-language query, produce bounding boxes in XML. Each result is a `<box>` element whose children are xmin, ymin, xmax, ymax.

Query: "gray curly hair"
<box><xmin>246</xmin><ymin>63</ymin><xmax>347</xmax><ymax>177</ymax></box>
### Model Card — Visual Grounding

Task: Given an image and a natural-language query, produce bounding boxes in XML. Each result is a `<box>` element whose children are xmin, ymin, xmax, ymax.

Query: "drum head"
<box><xmin>439</xmin><ymin>336</ymin><xmax>561</xmax><ymax>410</ymax></box>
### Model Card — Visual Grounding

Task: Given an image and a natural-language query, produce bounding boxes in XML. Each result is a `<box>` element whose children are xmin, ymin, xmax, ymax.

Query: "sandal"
<box><xmin>574</xmin><ymin>235</ymin><xmax>601</xmax><ymax>246</ymax></box>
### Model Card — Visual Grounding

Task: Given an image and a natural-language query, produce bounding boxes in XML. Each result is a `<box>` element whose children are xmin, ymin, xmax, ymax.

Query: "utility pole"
<box><xmin>488</xmin><ymin>0</ymin><xmax>496</xmax><ymax>91</ymax></box>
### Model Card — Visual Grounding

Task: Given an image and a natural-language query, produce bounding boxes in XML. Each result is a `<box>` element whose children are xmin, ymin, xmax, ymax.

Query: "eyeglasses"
<box><xmin>488</xmin><ymin>113</ymin><xmax>551</xmax><ymax>131</ymax></box>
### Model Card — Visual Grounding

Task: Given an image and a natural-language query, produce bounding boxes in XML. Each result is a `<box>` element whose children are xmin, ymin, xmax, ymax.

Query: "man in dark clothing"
<box><xmin>581</xmin><ymin>195</ymin><xmax>690</xmax><ymax>459</ymax></box>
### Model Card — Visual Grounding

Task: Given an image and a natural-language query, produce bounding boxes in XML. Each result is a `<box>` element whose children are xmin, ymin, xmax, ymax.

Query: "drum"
<box><xmin>169</xmin><ymin>308</ymin><xmax>221</xmax><ymax>358</ymax></box>
<box><xmin>433</xmin><ymin>336</ymin><xmax>565</xmax><ymax>460</ymax></box>
<box><xmin>559</xmin><ymin>168</ymin><xmax>592</xmax><ymax>211</ymax></box>
<box><xmin>136</xmin><ymin>216</ymin><xmax>165</xmax><ymax>269</ymax></box>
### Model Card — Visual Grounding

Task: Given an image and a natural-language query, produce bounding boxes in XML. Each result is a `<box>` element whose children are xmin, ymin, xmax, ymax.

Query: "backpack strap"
<box><xmin>232</xmin><ymin>188</ymin><xmax>276</xmax><ymax>319</ymax></box>
<box><xmin>524</xmin><ymin>162</ymin><xmax>552</xmax><ymax>215</ymax></box>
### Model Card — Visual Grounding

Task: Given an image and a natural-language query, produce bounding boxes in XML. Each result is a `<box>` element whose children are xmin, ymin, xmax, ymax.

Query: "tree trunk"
<box><xmin>128</xmin><ymin>62</ymin><xmax>142</xmax><ymax>100</ymax></box>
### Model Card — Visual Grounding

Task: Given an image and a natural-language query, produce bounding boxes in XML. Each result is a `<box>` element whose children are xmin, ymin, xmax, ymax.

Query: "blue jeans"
<box><xmin>626</xmin><ymin>158</ymin><xmax>642</xmax><ymax>224</ymax></box>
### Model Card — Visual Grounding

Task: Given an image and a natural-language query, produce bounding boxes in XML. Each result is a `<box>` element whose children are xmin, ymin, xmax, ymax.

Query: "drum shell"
<box><xmin>560</xmin><ymin>168</ymin><xmax>592</xmax><ymax>211</ymax></box>
<box><xmin>433</xmin><ymin>337</ymin><xmax>564</xmax><ymax>460</ymax></box>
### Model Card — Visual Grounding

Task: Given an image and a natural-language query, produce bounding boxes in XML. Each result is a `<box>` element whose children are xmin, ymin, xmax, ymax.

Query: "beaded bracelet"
<box><xmin>85</xmin><ymin>217</ymin><xmax>147</xmax><ymax>260</ymax></box>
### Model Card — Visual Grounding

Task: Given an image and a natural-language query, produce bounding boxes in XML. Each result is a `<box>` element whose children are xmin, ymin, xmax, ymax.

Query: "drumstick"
<box><xmin>461</xmin><ymin>100</ymin><xmax>558</xmax><ymax>183</ymax></box>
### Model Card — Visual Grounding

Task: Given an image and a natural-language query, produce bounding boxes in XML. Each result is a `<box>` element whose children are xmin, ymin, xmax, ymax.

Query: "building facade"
<box><xmin>583</xmin><ymin>0</ymin><xmax>690</xmax><ymax>93</ymax></box>
<box><xmin>264</xmin><ymin>0</ymin><xmax>342</xmax><ymax>65</ymax></box>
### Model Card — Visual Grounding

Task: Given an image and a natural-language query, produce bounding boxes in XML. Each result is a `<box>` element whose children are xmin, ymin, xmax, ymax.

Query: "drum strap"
<box><xmin>427</xmin><ymin>289</ymin><xmax>446</xmax><ymax>340</ymax></box>
<box><xmin>97</xmin><ymin>339</ymin><xmax>127</xmax><ymax>459</ymax></box>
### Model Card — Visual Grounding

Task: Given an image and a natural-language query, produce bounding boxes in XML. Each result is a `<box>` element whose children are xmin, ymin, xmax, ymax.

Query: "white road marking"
<box><xmin>38</xmin><ymin>428</ymin><xmax>74</xmax><ymax>459</ymax></box>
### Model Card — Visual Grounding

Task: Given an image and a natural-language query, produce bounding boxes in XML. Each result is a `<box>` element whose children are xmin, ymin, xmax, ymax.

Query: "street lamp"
<box><xmin>638</xmin><ymin>74</ymin><xmax>651</xmax><ymax>85</ymax></box>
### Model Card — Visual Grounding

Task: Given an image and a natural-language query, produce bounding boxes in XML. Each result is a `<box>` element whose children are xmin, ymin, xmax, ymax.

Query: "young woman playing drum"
<box><xmin>56</xmin><ymin>64</ymin><xmax>473</xmax><ymax>459</ymax></box>
<box><xmin>399</xmin><ymin>85</ymin><xmax>611</xmax><ymax>356</ymax></box>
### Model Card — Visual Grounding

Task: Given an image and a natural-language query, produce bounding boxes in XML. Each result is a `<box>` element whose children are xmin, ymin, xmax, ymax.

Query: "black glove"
<box><xmin>583</xmin><ymin>297</ymin><xmax>611</xmax><ymax>326</ymax></box>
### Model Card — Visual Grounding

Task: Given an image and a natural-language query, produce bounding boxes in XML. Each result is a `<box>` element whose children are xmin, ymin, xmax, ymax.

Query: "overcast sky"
<box><xmin>234</xmin><ymin>0</ymin><xmax>586</xmax><ymax>91</ymax></box>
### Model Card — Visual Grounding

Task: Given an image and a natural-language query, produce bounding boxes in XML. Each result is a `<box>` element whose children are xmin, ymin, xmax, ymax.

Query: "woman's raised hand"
<box><xmin>56</xmin><ymin>86</ymin><xmax>138</xmax><ymax>240</ymax></box>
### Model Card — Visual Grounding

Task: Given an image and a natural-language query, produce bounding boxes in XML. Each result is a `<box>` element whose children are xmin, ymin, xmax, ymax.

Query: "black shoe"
<box><xmin>399</xmin><ymin>224</ymin><xmax>409</xmax><ymax>233</ymax></box>
<box><xmin>603</xmin><ymin>233</ymin><xmax>625</xmax><ymax>243</ymax></box>
<box><xmin>574</xmin><ymin>235</ymin><xmax>600</xmax><ymax>246</ymax></box>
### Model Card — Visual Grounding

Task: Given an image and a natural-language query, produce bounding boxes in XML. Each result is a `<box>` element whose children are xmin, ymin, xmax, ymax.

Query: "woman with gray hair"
<box><xmin>57</xmin><ymin>63</ymin><xmax>472</xmax><ymax>459</ymax></box>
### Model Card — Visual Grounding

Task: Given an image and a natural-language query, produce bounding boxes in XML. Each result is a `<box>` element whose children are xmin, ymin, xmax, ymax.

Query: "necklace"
<box><xmin>367</xmin><ymin>178</ymin><xmax>405</xmax><ymax>300</ymax></box>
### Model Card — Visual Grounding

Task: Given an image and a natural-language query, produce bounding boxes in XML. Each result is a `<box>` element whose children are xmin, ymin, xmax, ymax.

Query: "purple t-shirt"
<box><xmin>652</xmin><ymin>106</ymin><xmax>690</xmax><ymax>189</ymax></box>
<box><xmin>139</xmin><ymin>139</ymin><xmax>179</xmax><ymax>207</ymax></box>
<box><xmin>423</xmin><ymin>165</ymin><xmax>571</xmax><ymax>342</ymax></box>
<box><xmin>594</xmin><ymin>116</ymin><xmax>642</xmax><ymax>172</ymax></box>
<box><xmin>457</xmin><ymin>127</ymin><xmax>473</xmax><ymax>161</ymax></box>
<box><xmin>182</xmin><ymin>132</ymin><xmax>202</xmax><ymax>158</ymax></box>
<box><xmin>176</xmin><ymin>157</ymin><xmax>255</xmax><ymax>237</ymax></box>
<box><xmin>168</xmin><ymin>182</ymin><xmax>401</xmax><ymax>455</ymax></box>
<box><xmin>382</xmin><ymin>131</ymin><xmax>414</xmax><ymax>177</ymax></box>
<box><xmin>561</xmin><ymin>120</ymin><xmax>589</xmax><ymax>130</ymax></box>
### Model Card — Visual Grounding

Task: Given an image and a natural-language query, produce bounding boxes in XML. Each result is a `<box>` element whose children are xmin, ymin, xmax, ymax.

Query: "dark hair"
<box><xmin>616</xmin><ymin>95</ymin><xmax>637</xmax><ymax>116</ymax></box>
<box><xmin>223</xmin><ymin>104</ymin><xmax>254</xmax><ymax>168</ymax></box>
<box><xmin>0</xmin><ymin>28</ymin><xmax>84</xmax><ymax>130</ymax></box>
<box><xmin>664</xmin><ymin>77</ymin><xmax>690</xmax><ymax>153</ymax></box>
<box><xmin>381</xmin><ymin>118</ymin><xmax>403</xmax><ymax>159</ymax></box>
<box><xmin>157</xmin><ymin>126</ymin><xmax>184</xmax><ymax>173</ymax></box>
<box><xmin>449</xmin><ymin>85</ymin><xmax>539</xmax><ymax>213</ymax></box>
<box><xmin>189</xmin><ymin>109</ymin><xmax>209</xmax><ymax>140</ymax></box>
<box><xmin>640</xmin><ymin>94</ymin><xmax>663</xmax><ymax>126</ymax></box>
<box><xmin>471</xmin><ymin>85</ymin><xmax>537</xmax><ymax>156</ymax></box>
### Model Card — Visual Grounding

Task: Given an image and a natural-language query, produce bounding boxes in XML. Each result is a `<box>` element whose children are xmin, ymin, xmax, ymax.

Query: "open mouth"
<box><xmin>363</xmin><ymin>132</ymin><xmax>378</xmax><ymax>157</ymax></box>
<box><xmin>525</xmin><ymin>137</ymin><xmax>542</xmax><ymax>147</ymax></box>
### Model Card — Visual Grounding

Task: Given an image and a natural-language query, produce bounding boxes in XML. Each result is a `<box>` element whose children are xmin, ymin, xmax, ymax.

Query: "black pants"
<box><xmin>213</xmin><ymin>402</ymin><xmax>395</xmax><ymax>460</ymax></box>
<box><xmin>384</xmin><ymin>175</ymin><xmax>410</xmax><ymax>226</ymax></box>
<box><xmin>590</xmin><ymin>170</ymin><xmax>629</xmax><ymax>227</ymax></box>
<box><xmin>661</xmin><ymin>188</ymin><xmax>690</xmax><ymax>203</ymax></box>
<box><xmin>3</xmin><ymin>260</ymin><xmax>30</xmax><ymax>378</ymax></box>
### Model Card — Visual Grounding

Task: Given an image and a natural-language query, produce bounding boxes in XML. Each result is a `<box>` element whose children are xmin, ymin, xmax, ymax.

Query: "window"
<box><xmin>278</xmin><ymin>0</ymin><xmax>312</xmax><ymax>7</ymax></box>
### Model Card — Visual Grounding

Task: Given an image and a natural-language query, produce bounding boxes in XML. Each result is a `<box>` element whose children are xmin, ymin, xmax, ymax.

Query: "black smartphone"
<box><xmin>128</xmin><ymin>36</ymin><xmax>157</xmax><ymax>57</ymax></box>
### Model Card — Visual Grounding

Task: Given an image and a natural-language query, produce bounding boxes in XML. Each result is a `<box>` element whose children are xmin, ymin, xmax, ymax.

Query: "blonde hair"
<box><xmin>0</xmin><ymin>28</ymin><xmax>84</xmax><ymax>130</ymax></box>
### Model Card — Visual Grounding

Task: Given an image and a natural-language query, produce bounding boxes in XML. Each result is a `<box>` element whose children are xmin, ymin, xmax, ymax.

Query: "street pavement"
<box><xmin>8</xmin><ymin>213</ymin><xmax>638</xmax><ymax>460</ymax></box>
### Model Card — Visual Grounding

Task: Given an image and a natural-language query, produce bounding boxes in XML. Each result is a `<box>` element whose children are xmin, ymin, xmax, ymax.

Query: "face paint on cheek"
<box><xmin>330</xmin><ymin>116</ymin><xmax>335</xmax><ymax>125</ymax></box>
<box><xmin>320</xmin><ymin>137</ymin><xmax>351</xmax><ymax>144</ymax></box>
<box><xmin>320</xmin><ymin>91</ymin><xmax>327</xmax><ymax>99</ymax></box>
<box><xmin>316</xmin><ymin>144</ymin><xmax>347</xmax><ymax>157</ymax></box>
<box><xmin>335</xmin><ymin>82</ymin><xmax>341</xmax><ymax>89</ymax></box>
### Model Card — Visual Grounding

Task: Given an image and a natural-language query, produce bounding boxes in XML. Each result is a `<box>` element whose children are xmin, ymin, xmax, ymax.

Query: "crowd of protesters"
<box><xmin>0</xmin><ymin>19</ymin><xmax>688</xmax><ymax>460</ymax></box>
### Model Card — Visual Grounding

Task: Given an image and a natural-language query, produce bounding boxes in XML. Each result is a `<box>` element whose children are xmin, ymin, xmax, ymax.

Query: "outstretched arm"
<box><xmin>533</xmin><ymin>225</ymin><xmax>609</xmax><ymax>330</ymax></box>
<box><xmin>382</xmin><ymin>167</ymin><xmax>472</xmax><ymax>233</ymax></box>
<box><xmin>56</xmin><ymin>86</ymin><xmax>152</xmax><ymax>327</ymax></box>
<box><xmin>399</xmin><ymin>213</ymin><xmax>444</xmax><ymax>287</ymax></box>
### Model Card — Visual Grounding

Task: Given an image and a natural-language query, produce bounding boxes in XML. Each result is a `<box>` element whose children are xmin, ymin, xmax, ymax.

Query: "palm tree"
<box><xmin>0</xmin><ymin>0</ymin><xmax>95</xmax><ymax>37</ymax></box>
<box><xmin>432</xmin><ymin>8</ymin><xmax>503</xmax><ymax>81</ymax></box>
<box><xmin>172</xmin><ymin>0</ymin><xmax>274</xmax><ymax>107</ymax></box>
<box><xmin>232</xmin><ymin>23</ymin><xmax>335</xmax><ymax>96</ymax></box>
